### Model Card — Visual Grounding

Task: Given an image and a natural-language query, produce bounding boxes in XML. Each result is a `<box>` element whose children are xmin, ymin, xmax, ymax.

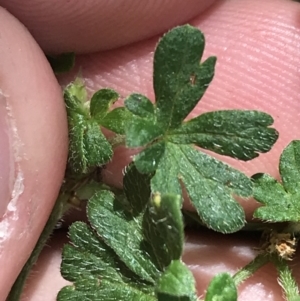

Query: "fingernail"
<box><xmin>0</xmin><ymin>93</ymin><xmax>15</xmax><ymax>218</ymax></box>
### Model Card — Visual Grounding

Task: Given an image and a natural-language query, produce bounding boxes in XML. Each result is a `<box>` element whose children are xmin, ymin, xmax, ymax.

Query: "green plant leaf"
<box><xmin>57</xmin><ymin>24</ymin><xmax>280</xmax><ymax>301</ymax></box>
<box><xmin>125</xmin><ymin>93</ymin><xmax>156</xmax><ymax>118</ymax></box>
<box><xmin>143</xmin><ymin>194</ymin><xmax>184</xmax><ymax>269</ymax></box>
<box><xmin>253</xmin><ymin>140</ymin><xmax>300</xmax><ymax>222</ymax></box>
<box><xmin>168</xmin><ymin>110</ymin><xmax>278</xmax><ymax>160</ymax></box>
<box><xmin>64</xmin><ymin>83</ymin><xmax>113</xmax><ymax>174</ymax></box>
<box><xmin>58</xmin><ymin>281</ymin><xmax>153</xmax><ymax>301</ymax></box>
<box><xmin>89</xmin><ymin>89</ymin><xmax>132</xmax><ymax>134</ymax></box>
<box><xmin>58</xmin><ymin>204</ymin><xmax>156</xmax><ymax>300</ymax></box>
<box><xmin>126</xmin><ymin>117</ymin><xmax>163</xmax><ymax>147</ymax></box>
<box><xmin>153</xmin><ymin>25</ymin><xmax>216</xmax><ymax>130</ymax></box>
<box><xmin>123</xmin><ymin>163</ymin><xmax>153</xmax><ymax>215</ymax></box>
<box><xmin>205</xmin><ymin>273</ymin><xmax>237</xmax><ymax>301</ymax></box>
<box><xmin>47</xmin><ymin>52</ymin><xmax>75</xmax><ymax>74</ymax></box>
<box><xmin>101</xmin><ymin>107</ymin><xmax>132</xmax><ymax>135</ymax></box>
<box><xmin>124</xmin><ymin>25</ymin><xmax>277</xmax><ymax>233</ymax></box>
<box><xmin>151</xmin><ymin>143</ymin><xmax>249</xmax><ymax>233</ymax></box>
<box><xmin>134</xmin><ymin>141</ymin><xmax>166</xmax><ymax>173</ymax></box>
<box><xmin>58</xmin><ymin>165</ymin><xmax>197</xmax><ymax>300</ymax></box>
<box><xmin>88</xmin><ymin>190</ymin><xmax>159</xmax><ymax>283</ymax></box>
<box><xmin>58</xmin><ymin>279</ymin><xmax>156</xmax><ymax>301</ymax></box>
<box><xmin>90</xmin><ymin>89</ymin><xmax>119</xmax><ymax>121</ymax></box>
<box><xmin>156</xmin><ymin>260</ymin><xmax>197</xmax><ymax>301</ymax></box>
<box><xmin>61</xmin><ymin>222</ymin><xmax>138</xmax><ymax>285</ymax></box>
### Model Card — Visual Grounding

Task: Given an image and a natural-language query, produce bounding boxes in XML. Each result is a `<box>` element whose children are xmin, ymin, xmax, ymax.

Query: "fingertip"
<box><xmin>0</xmin><ymin>0</ymin><xmax>217</xmax><ymax>53</ymax></box>
<box><xmin>0</xmin><ymin>7</ymin><xmax>68</xmax><ymax>298</ymax></box>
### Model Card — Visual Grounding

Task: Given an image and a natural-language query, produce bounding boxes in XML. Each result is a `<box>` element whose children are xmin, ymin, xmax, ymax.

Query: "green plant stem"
<box><xmin>272</xmin><ymin>256</ymin><xmax>300</xmax><ymax>301</ymax></box>
<box><xmin>6</xmin><ymin>193</ymin><xmax>70</xmax><ymax>301</ymax></box>
<box><xmin>232</xmin><ymin>254</ymin><xmax>270</xmax><ymax>286</ymax></box>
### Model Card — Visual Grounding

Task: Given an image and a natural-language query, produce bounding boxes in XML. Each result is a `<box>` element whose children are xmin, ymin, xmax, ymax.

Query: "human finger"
<box><xmin>0</xmin><ymin>0</ymin><xmax>216</xmax><ymax>54</ymax></box>
<box><xmin>0</xmin><ymin>8</ymin><xmax>68</xmax><ymax>299</ymax></box>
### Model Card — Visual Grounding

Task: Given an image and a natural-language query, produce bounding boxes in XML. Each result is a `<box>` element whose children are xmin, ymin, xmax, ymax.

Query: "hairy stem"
<box><xmin>233</xmin><ymin>254</ymin><xmax>270</xmax><ymax>286</ymax></box>
<box><xmin>273</xmin><ymin>257</ymin><xmax>300</xmax><ymax>301</ymax></box>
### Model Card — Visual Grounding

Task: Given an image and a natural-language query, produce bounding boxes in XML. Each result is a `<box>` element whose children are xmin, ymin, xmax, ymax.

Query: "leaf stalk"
<box><xmin>272</xmin><ymin>256</ymin><xmax>300</xmax><ymax>301</ymax></box>
<box><xmin>232</xmin><ymin>253</ymin><xmax>270</xmax><ymax>286</ymax></box>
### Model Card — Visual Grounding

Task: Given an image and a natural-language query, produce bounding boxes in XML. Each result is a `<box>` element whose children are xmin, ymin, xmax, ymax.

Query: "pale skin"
<box><xmin>0</xmin><ymin>0</ymin><xmax>299</xmax><ymax>300</ymax></box>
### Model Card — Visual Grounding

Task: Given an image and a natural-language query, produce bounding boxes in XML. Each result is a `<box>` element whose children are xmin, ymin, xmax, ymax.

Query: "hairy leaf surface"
<box><xmin>253</xmin><ymin>140</ymin><xmax>300</xmax><ymax>222</ymax></box>
<box><xmin>168</xmin><ymin>110</ymin><xmax>278</xmax><ymax>160</ymax></box>
<box><xmin>64</xmin><ymin>84</ymin><xmax>112</xmax><ymax>174</ymax></box>
<box><xmin>58</xmin><ymin>165</ymin><xmax>197</xmax><ymax>300</ymax></box>
<box><xmin>205</xmin><ymin>273</ymin><xmax>237</xmax><ymax>301</ymax></box>
<box><xmin>156</xmin><ymin>260</ymin><xmax>197</xmax><ymax>301</ymax></box>
<box><xmin>124</xmin><ymin>25</ymin><xmax>278</xmax><ymax>233</ymax></box>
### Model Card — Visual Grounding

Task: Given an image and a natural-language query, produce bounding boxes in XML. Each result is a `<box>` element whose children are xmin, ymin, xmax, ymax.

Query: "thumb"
<box><xmin>0</xmin><ymin>7</ymin><xmax>68</xmax><ymax>299</ymax></box>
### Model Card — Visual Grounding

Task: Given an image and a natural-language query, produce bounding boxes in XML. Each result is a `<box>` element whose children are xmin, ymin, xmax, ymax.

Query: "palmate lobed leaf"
<box><xmin>58</xmin><ymin>164</ymin><xmax>197</xmax><ymax>300</ymax></box>
<box><xmin>135</xmin><ymin>141</ymin><xmax>250</xmax><ymax>233</ymax></box>
<box><xmin>58</xmin><ymin>222</ymin><xmax>156</xmax><ymax>301</ymax></box>
<box><xmin>253</xmin><ymin>140</ymin><xmax>300</xmax><ymax>222</ymax></box>
<box><xmin>124</xmin><ymin>25</ymin><xmax>278</xmax><ymax>233</ymax></box>
<box><xmin>146</xmin><ymin>143</ymin><xmax>251</xmax><ymax>233</ymax></box>
<box><xmin>64</xmin><ymin>80</ymin><xmax>135</xmax><ymax>174</ymax></box>
<box><xmin>279</xmin><ymin>140</ymin><xmax>300</xmax><ymax>193</ymax></box>
<box><xmin>58</xmin><ymin>24</ymin><xmax>280</xmax><ymax>300</ymax></box>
